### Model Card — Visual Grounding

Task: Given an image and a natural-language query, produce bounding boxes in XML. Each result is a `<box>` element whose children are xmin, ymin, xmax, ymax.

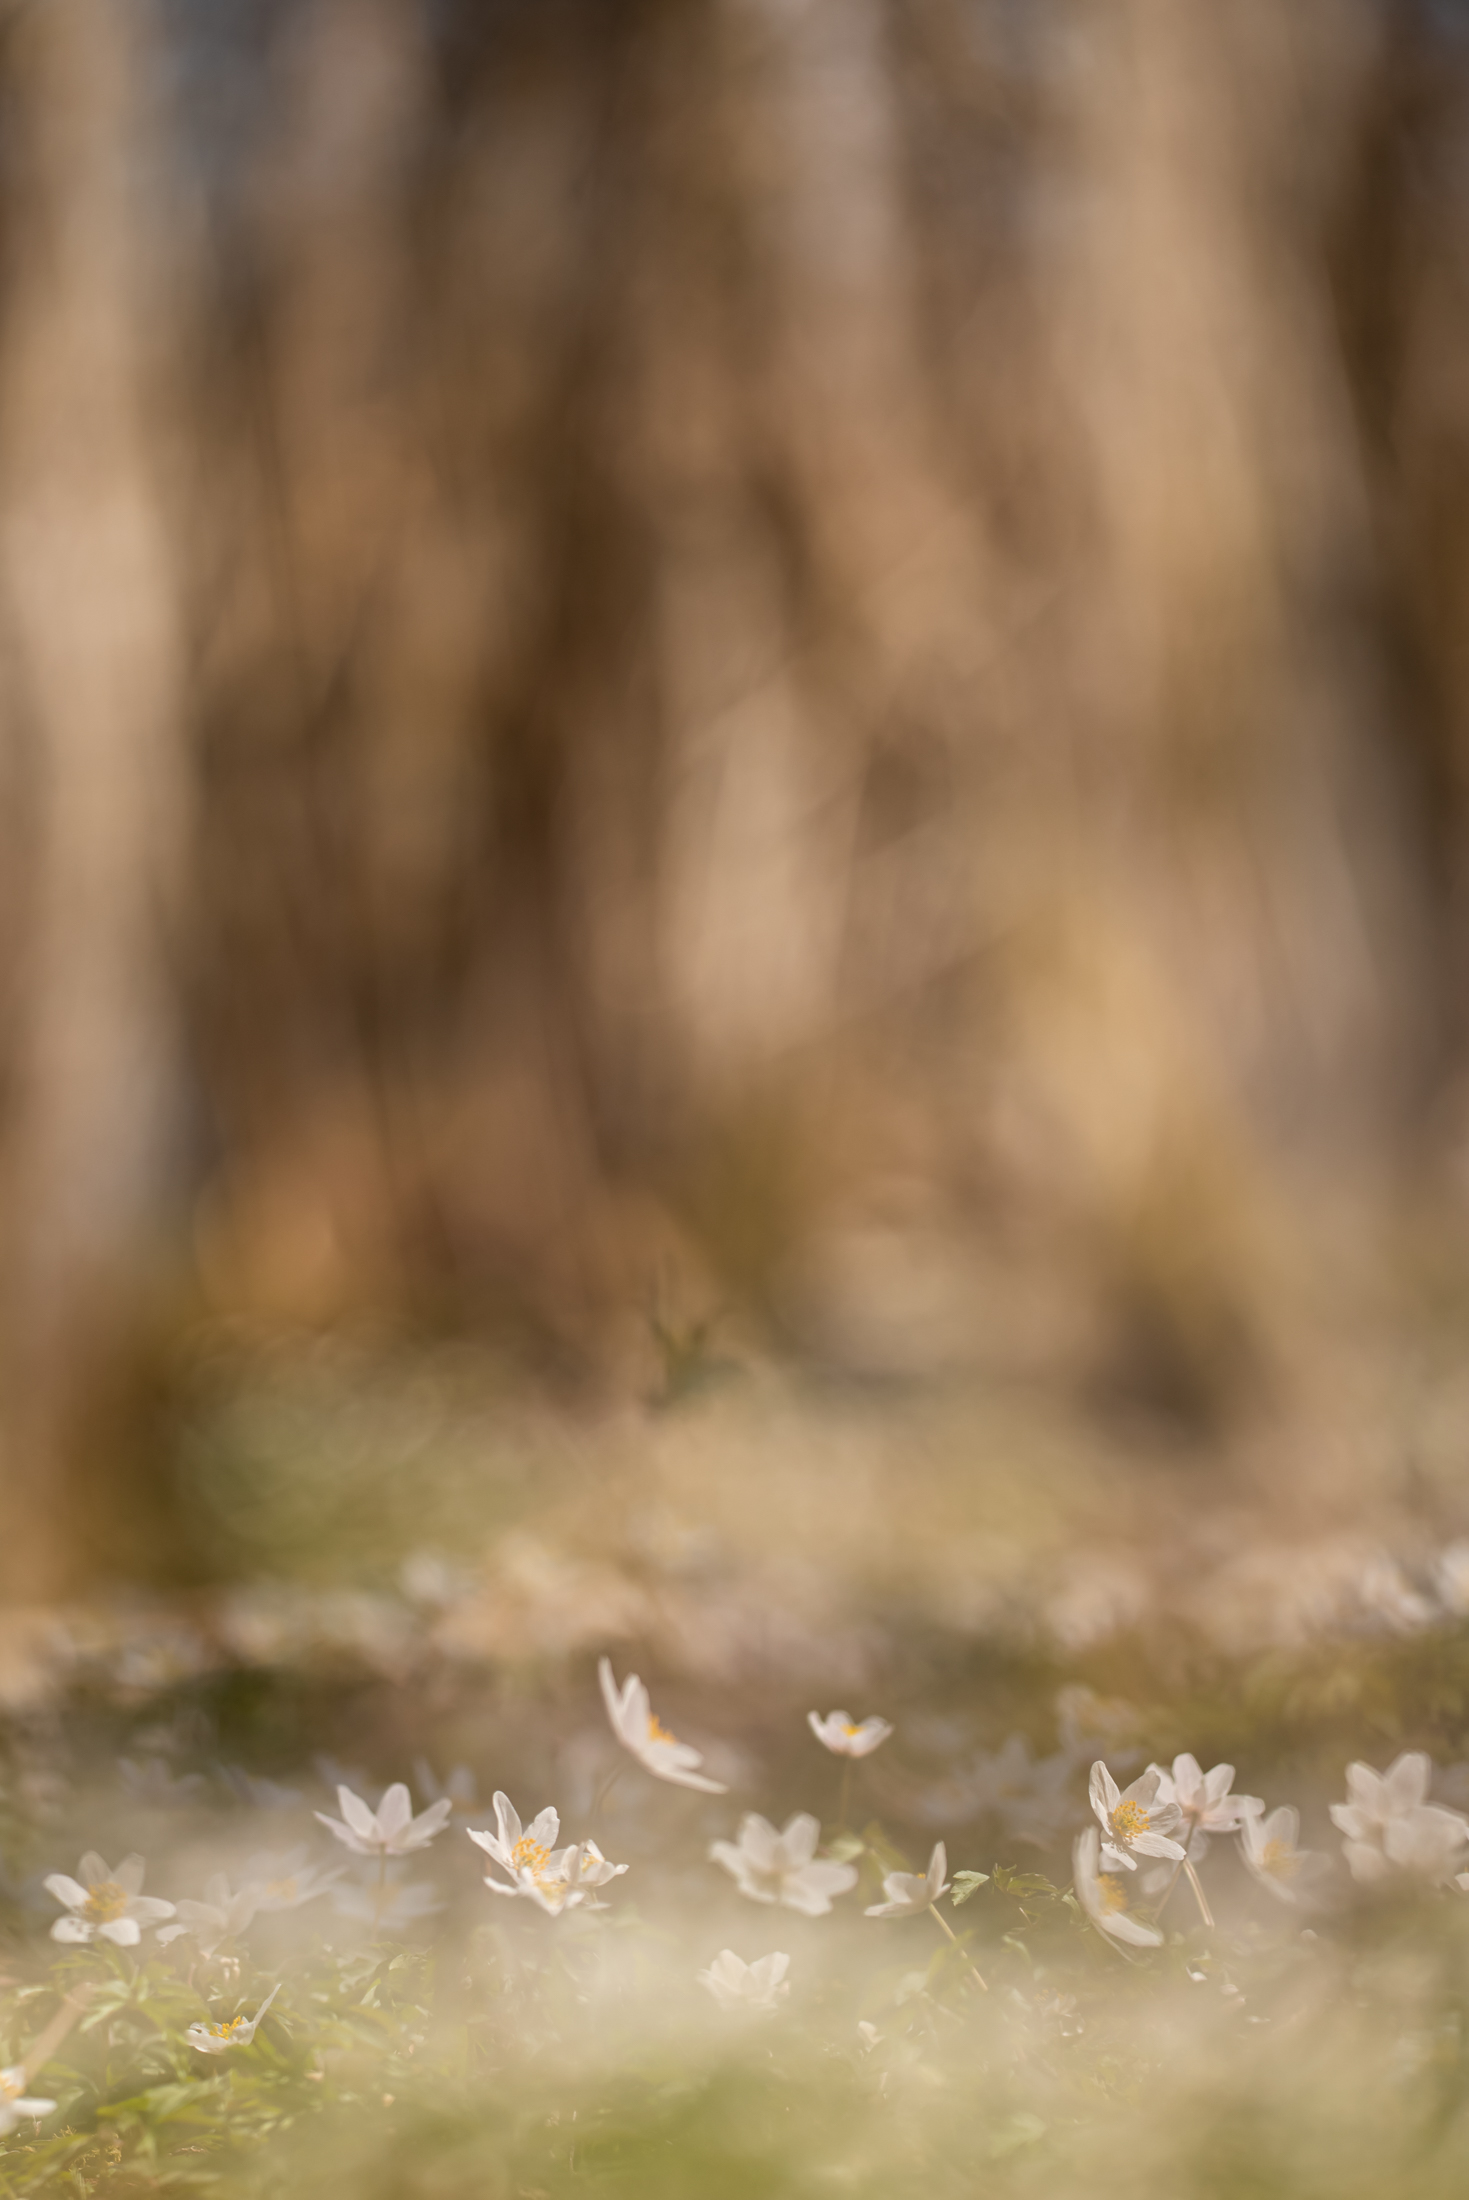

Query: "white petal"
<box><xmin>736</xmin><ymin>1817</ymin><xmax>782</xmax><ymax>1872</ymax></box>
<box><xmin>777</xmin><ymin>1815</ymin><xmax>821</xmax><ymax>1869</ymax></box>
<box><xmin>129</xmin><ymin>1896</ymin><xmax>178</xmax><ymax>1924</ymax></box>
<box><xmin>403</xmin><ymin>1799</ymin><xmax>453</xmax><ymax>1846</ymax></box>
<box><xmin>1131</xmin><ymin>1831</ymin><xmax>1186</xmax><ymax>1860</ymax></box>
<box><xmin>375</xmin><ymin>1784</ymin><xmax>413</xmax><ymax>1839</ymax></box>
<box><xmin>337</xmin><ymin>1787</ymin><xmax>380</xmax><ymax>1842</ymax></box>
<box><xmin>114</xmin><ymin>1855</ymin><xmax>148</xmax><ymax>1897</ymax></box>
<box><xmin>493</xmin><ymin>1792</ymin><xmax>522</xmax><ymax>1855</ymax></box>
<box><xmin>313</xmin><ymin>1811</ymin><xmax>370</xmax><ymax>1855</ymax></box>
<box><xmin>1384</xmin><ymin>1753</ymin><xmax>1432</xmax><ymax>1813</ymax></box>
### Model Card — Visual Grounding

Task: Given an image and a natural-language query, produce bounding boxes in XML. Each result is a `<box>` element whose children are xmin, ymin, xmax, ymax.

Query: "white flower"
<box><xmin>1073</xmin><ymin>1827</ymin><xmax>1162</xmax><ymax>1948</ymax></box>
<box><xmin>117</xmin><ymin>1758</ymin><xmax>208</xmax><ymax>1807</ymax></box>
<box><xmin>1237</xmin><ymin>1803</ymin><xmax>1329</xmax><ymax>1904</ymax></box>
<box><xmin>241</xmin><ymin>1849</ymin><xmax>344</xmax><ymax>1912</ymax></box>
<box><xmin>219</xmin><ymin>1768</ymin><xmax>304</xmax><ymax>1811</ymax></box>
<box><xmin>314</xmin><ymin>1782</ymin><xmax>453</xmax><ymax>1858</ymax></box>
<box><xmin>1330</xmin><ymin>1753</ymin><xmax>1469</xmax><ymax>1886</ymax></box>
<box><xmin>185</xmin><ymin>1985</ymin><xmax>280</xmax><ymax>2055</ymax></box>
<box><xmin>808</xmin><ymin>1712</ymin><xmax>893</xmax><ymax>1759</ymax></box>
<box><xmin>467</xmin><ymin>1793</ymin><xmax>567</xmax><ymax>1881</ymax></box>
<box><xmin>1088</xmin><ymin>1763</ymin><xmax>1186</xmax><ymax>1872</ymax></box>
<box><xmin>157</xmin><ymin>1875</ymin><xmax>259</xmax><ymax>1956</ymax></box>
<box><xmin>1435</xmin><ymin>1541</ymin><xmax>1469</xmax><ymax>1616</ymax></box>
<box><xmin>1151</xmin><ymin>1755</ymin><xmax>1260</xmax><ymax>1860</ymax></box>
<box><xmin>916</xmin><ymin>1734</ymin><xmax>1075</xmax><ymax>1846</ymax></box>
<box><xmin>480</xmin><ymin>1842</ymin><xmax>596</xmax><ymax>1916</ymax></box>
<box><xmin>0</xmin><ymin>2068</ymin><xmax>56</xmax><ymax>2135</ymax></box>
<box><xmin>1330</xmin><ymin>1751</ymin><xmax>1429</xmax><ymax>1839</ymax></box>
<box><xmin>1356</xmin><ymin>1556</ymin><xmax>1434</xmax><ymax>1635</ymax></box>
<box><xmin>412</xmin><ymin>1760</ymin><xmax>482</xmax><ymax>1817</ymax></box>
<box><xmin>698</xmin><ymin>1950</ymin><xmax>791</xmax><ymax>2012</ymax></box>
<box><xmin>469</xmin><ymin>1798</ymin><xmax>626</xmax><ymax>1913</ymax></box>
<box><xmin>710</xmin><ymin>1813</ymin><xmax>857</xmax><ymax>1915</ymax></box>
<box><xmin>598</xmin><ymin>1659</ymin><xmax>727</xmax><ymax>1793</ymax></box>
<box><xmin>331</xmin><ymin>1874</ymin><xmax>443</xmax><ymax>1929</ymax></box>
<box><xmin>560</xmin><ymin>1840</ymin><xmax>628</xmax><ymax>1897</ymax></box>
<box><xmin>45</xmin><ymin>1853</ymin><xmax>176</xmax><ymax>1946</ymax></box>
<box><xmin>865</xmin><ymin>1841</ymin><xmax>950</xmax><ymax>1918</ymax></box>
<box><xmin>1056</xmin><ymin>1687</ymin><xmax>1144</xmax><ymax>1768</ymax></box>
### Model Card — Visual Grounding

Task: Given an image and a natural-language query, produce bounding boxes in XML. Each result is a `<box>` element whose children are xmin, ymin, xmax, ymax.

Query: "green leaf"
<box><xmin>991</xmin><ymin>1865</ymin><xmax>1058</xmax><ymax>1900</ymax></box>
<box><xmin>949</xmin><ymin>1871</ymin><xmax>990</xmax><ymax>1907</ymax></box>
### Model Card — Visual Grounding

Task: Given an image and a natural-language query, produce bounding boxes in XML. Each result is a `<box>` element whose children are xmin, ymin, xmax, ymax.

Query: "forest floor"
<box><xmin>1</xmin><ymin>1333</ymin><xmax>1469</xmax><ymax>2195</ymax></box>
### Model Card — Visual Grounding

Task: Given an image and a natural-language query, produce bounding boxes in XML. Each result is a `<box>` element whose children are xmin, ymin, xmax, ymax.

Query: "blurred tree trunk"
<box><xmin>0</xmin><ymin>0</ymin><xmax>186</xmax><ymax>1594</ymax></box>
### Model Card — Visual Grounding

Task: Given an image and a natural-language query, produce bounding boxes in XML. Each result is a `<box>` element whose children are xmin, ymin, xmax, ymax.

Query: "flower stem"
<box><xmin>837</xmin><ymin>1759</ymin><xmax>853</xmax><ymax>1833</ymax></box>
<box><xmin>931</xmin><ymin>1905</ymin><xmax>988</xmax><ymax>1992</ymax></box>
<box><xmin>1182</xmin><ymin>1855</ymin><xmax>1215</xmax><ymax>1930</ymax></box>
<box><xmin>590</xmin><ymin>1763</ymin><xmax>624</xmax><ymax>1833</ymax></box>
<box><xmin>1154</xmin><ymin>1859</ymin><xmax>1185</xmax><ymax>1919</ymax></box>
<box><xmin>20</xmin><ymin>1987</ymin><xmax>92</xmax><ymax>2087</ymax></box>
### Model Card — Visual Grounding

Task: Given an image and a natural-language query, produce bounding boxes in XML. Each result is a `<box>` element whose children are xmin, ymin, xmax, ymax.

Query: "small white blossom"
<box><xmin>314</xmin><ymin>1782</ymin><xmax>452</xmax><ymax>1858</ymax></box>
<box><xmin>1073</xmin><ymin>1827</ymin><xmax>1162</xmax><ymax>1948</ymax></box>
<box><xmin>331</xmin><ymin>1874</ymin><xmax>443</xmax><ymax>1929</ymax></box>
<box><xmin>1088</xmin><ymin>1763</ymin><xmax>1186</xmax><ymax>1872</ymax></box>
<box><xmin>467</xmin><ymin>1793</ymin><xmax>567</xmax><ymax>1882</ymax></box>
<box><xmin>1355</xmin><ymin>1556</ymin><xmax>1434</xmax><ymax>1635</ymax></box>
<box><xmin>1435</xmin><ymin>1542</ymin><xmax>1469</xmax><ymax>1616</ymax></box>
<box><xmin>710</xmin><ymin>1813</ymin><xmax>857</xmax><ymax>1915</ymax></box>
<box><xmin>412</xmin><ymin>1760</ymin><xmax>483</xmax><ymax>1818</ymax></box>
<box><xmin>480</xmin><ymin>1842</ymin><xmax>599</xmax><ymax>1916</ymax></box>
<box><xmin>157</xmin><ymin>1875</ymin><xmax>259</xmax><ymax>1956</ymax></box>
<box><xmin>560</xmin><ymin>1840</ymin><xmax>629</xmax><ymax>1897</ymax></box>
<box><xmin>599</xmin><ymin>1659</ymin><xmax>727</xmax><ymax>1793</ymax></box>
<box><xmin>185</xmin><ymin>1986</ymin><xmax>280</xmax><ymax>2055</ymax></box>
<box><xmin>219</xmin><ymin>1768</ymin><xmax>304</xmax><ymax>1811</ymax></box>
<box><xmin>45</xmin><ymin>1853</ymin><xmax>176</xmax><ymax>1946</ymax></box>
<box><xmin>469</xmin><ymin>1797</ymin><xmax>626</xmax><ymax>1912</ymax></box>
<box><xmin>1151</xmin><ymin>1755</ymin><xmax>1260</xmax><ymax>1860</ymax></box>
<box><xmin>1056</xmin><ymin>1687</ymin><xmax>1144</xmax><ymax>1769</ymax></box>
<box><xmin>117</xmin><ymin>1758</ymin><xmax>208</xmax><ymax>1808</ymax></box>
<box><xmin>865</xmin><ymin>1842</ymin><xmax>950</xmax><ymax>1919</ymax></box>
<box><xmin>698</xmin><ymin>1949</ymin><xmax>791</xmax><ymax>2012</ymax></box>
<box><xmin>1237</xmin><ymin>1803</ymin><xmax>1329</xmax><ymax>1904</ymax></box>
<box><xmin>1330</xmin><ymin>1753</ymin><xmax>1469</xmax><ymax>1886</ymax></box>
<box><xmin>808</xmin><ymin>1712</ymin><xmax>893</xmax><ymax>1759</ymax></box>
<box><xmin>241</xmin><ymin>1849</ymin><xmax>345</xmax><ymax>1912</ymax></box>
<box><xmin>916</xmin><ymin>1734</ymin><xmax>1075</xmax><ymax>1847</ymax></box>
<box><xmin>0</xmin><ymin>2068</ymin><xmax>56</xmax><ymax>2134</ymax></box>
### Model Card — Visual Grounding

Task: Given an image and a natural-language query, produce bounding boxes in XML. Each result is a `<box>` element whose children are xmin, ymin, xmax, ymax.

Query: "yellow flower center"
<box><xmin>843</xmin><ymin>1723</ymin><xmax>863</xmax><ymax>1738</ymax></box>
<box><xmin>1111</xmin><ymin>1801</ymin><xmax>1149</xmax><ymax>1841</ymax></box>
<box><xmin>646</xmin><ymin>1715</ymin><xmax>679</xmax><ymax>1746</ymax></box>
<box><xmin>0</xmin><ymin>2072</ymin><xmax>22</xmax><ymax>2101</ymax></box>
<box><xmin>1262</xmin><ymin>1839</ymin><xmax>1297</xmax><ymax>1877</ymax></box>
<box><xmin>266</xmin><ymin>1878</ymin><xmax>298</xmax><ymax>1902</ymax></box>
<box><xmin>84</xmin><ymin>1882</ymin><xmax>130</xmax><ymax>1923</ymax></box>
<box><xmin>207</xmin><ymin>2017</ymin><xmax>248</xmax><ymax>2040</ymax></box>
<box><xmin>1097</xmin><ymin>1875</ymin><xmax>1129</xmax><ymax>1915</ymax></box>
<box><xmin>512</xmin><ymin>1837</ymin><xmax>550</xmax><ymax>1876</ymax></box>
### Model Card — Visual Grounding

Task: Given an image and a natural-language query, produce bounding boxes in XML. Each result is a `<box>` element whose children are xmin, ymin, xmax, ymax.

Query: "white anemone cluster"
<box><xmin>1330</xmin><ymin>1752</ymin><xmax>1469</xmax><ymax>1887</ymax></box>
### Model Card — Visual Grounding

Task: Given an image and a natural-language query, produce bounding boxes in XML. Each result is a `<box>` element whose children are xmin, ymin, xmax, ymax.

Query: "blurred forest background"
<box><xmin>3</xmin><ymin>0</ymin><xmax>1469</xmax><ymax>1601</ymax></box>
